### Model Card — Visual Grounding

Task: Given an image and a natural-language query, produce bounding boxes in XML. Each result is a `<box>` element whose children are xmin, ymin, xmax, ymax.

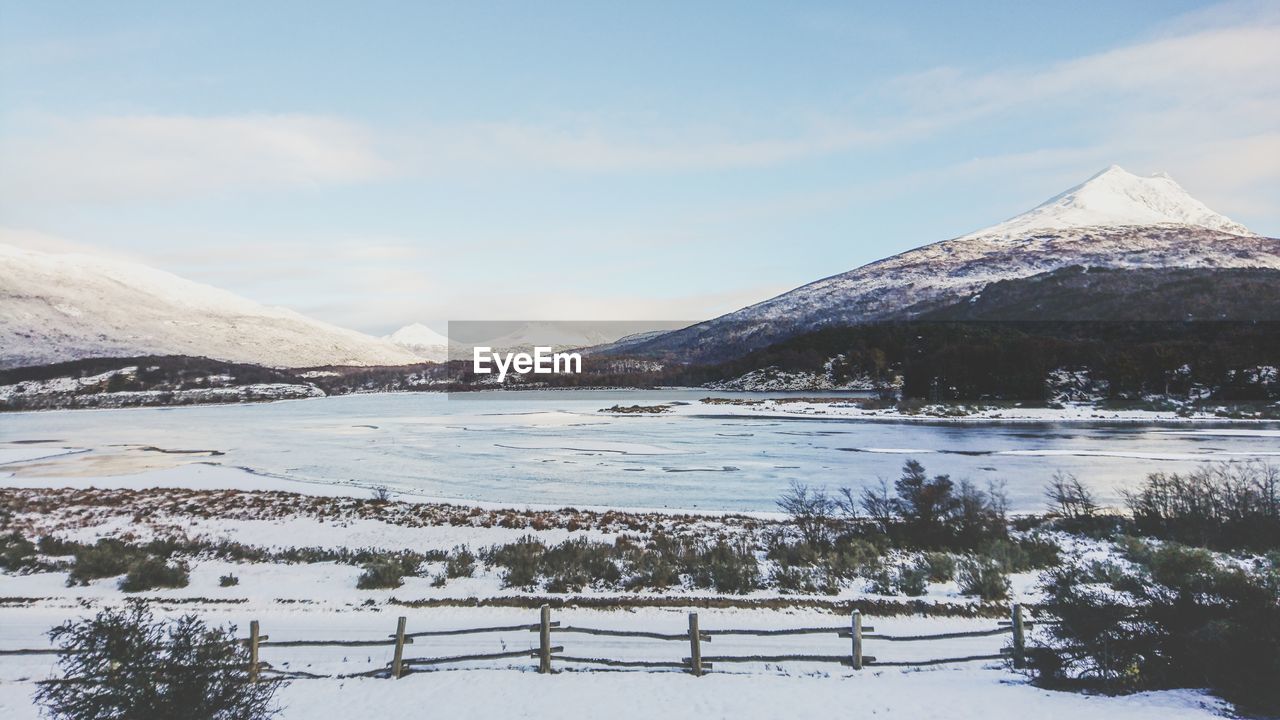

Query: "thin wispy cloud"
<box><xmin>0</xmin><ymin>113</ymin><xmax>390</xmax><ymax>205</ymax></box>
<box><xmin>4</xmin><ymin>10</ymin><xmax>1276</xmax><ymax>203</ymax></box>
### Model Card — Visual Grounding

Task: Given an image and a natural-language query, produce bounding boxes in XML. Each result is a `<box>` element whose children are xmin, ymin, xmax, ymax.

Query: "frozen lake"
<box><xmin>2</xmin><ymin>390</ymin><xmax>1278</xmax><ymax>512</ymax></box>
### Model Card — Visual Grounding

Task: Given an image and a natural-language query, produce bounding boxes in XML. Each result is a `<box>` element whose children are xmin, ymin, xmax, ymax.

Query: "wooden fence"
<box><xmin>1</xmin><ymin>604</ymin><xmax>1033</xmax><ymax>680</ymax></box>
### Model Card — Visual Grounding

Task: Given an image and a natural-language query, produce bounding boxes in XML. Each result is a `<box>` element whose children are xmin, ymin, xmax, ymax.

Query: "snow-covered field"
<box><xmin>0</xmin><ymin>474</ymin><xmax>1236</xmax><ymax>718</ymax></box>
<box><xmin>0</xmin><ymin>602</ymin><xmax>1229</xmax><ymax>720</ymax></box>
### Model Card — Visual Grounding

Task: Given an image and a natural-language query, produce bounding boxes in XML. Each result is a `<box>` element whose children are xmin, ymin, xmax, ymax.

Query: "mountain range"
<box><xmin>619</xmin><ymin>166</ymin><xmax>1280</xmax><ymax>361</ymax></box>
<box><xmin>0</xmin><ymin>244</ymin><xmax>420</xmax><ymax>370</ymax></box>
<box><xmin>2</xmin><ymin>165</ymin><xmax>1277</xmax><ymax>374</ymax></box>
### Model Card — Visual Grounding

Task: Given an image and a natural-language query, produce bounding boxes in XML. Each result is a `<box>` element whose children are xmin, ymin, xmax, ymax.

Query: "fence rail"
<box><xmin>3</xmin><ymin>604</ymin><xmax>1033</xmax><ymax>678</ymax></box>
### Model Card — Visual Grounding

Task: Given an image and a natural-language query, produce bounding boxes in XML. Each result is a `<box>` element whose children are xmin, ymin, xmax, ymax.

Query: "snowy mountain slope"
<box><xmin>384</xmin><ymin>323</ymin><xmax>450</xmax><ymax>362</ymax></box>
<box><xmin>627</xmin><ymin>166</ymin><xmax>1280</xmax><ymax>361</ymax></box>
<box><xmin>0</xmin><ymin>243</ymin><xmax>421</xmax><ymax>369</ymax></box>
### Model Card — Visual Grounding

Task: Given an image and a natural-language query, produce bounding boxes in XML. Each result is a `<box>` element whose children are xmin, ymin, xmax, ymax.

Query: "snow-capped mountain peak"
<box><xmin>384</xmin><ymin>323</ymin><xmax>450</xmax><ymax>362</ymax></box>
<box><xmin>626</xmin><ymin>165</ymin><xmax>1278</xmax><ymax>361</ymax></box>
<box><xmin>966</xmin><ymin>165</ymin><xmax>1255</xmax><ymax>239</ymax></box>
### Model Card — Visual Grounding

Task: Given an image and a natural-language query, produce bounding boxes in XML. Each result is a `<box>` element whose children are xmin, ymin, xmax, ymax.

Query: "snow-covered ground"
<box><xmin>0</xmin><ymin>602</ymin><xmax>1228</xmax><ymax>720</ymax></box>
<box><xmin>0</xmin><ymin>456</ymin><xmax>1244</xmax><ymax>718</ymax></box>
<box><xmin>1</xmin><ymin>667</ymin><xmax>1225</xmax><ymax>720</ymax></box>
<box><xmin>1</xmin><ymin>480</ymin><xmax>1077</xmax><ymax>717</ymax></box>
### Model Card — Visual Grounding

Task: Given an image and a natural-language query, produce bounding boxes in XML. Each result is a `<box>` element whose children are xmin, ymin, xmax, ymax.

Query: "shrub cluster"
<box><xmin>1124</xmin><ymin>462</ymin><xmax>1280</xmax><ymax>552</ymax></box>
<box><xmin>482</xmin><ymin>534</ymin><xmax>761</xmax><ymax>595</ymax></box>
<box><xmin>772</xmin><ymin>461</ymin><xmax>1061</xmax><ymax>598</ymax></box>
<box><xmin>956</xmin><ymin>557</ymin><xmax>1009</xmax><ymax>601</ymax></box>
<box><xmin>870</xmin><ymin>560</ymin><xmax>929</xmax><ymax>597</ymax></box>
<box><xmin>1030</xmin><ymin>541</ymin><xmax>1280</xmax><ymax>714</ymax></box>
<box><xmin>778</xmin><ymin>460</ymin><xmax>1010</xmax><ymax>552</ymax></box>
<box><xmin>355</xmin><ymin>553</ymin><xmax>421</xmax><ymax>589</ymax></box>
<box><xmin>445</xmin><ymin>545</ymin><xmax>476</xmax><ymax>579</ymax></box>
<box><xmin>55</xmin><ymin>538</ymin><xmax>191</xmax><ymax>592</ymax></box>
<box><xmin>1</xmin><ymin>531</ymin><xmax>39</xmax><ymax>571</ymax></box>
<box><xmin>64</xmin><ymin>539</ymin><xmax>147</xmax><ymax>586</ymax></box>
<box><xmin>767</xmin><ymin>537</ymin><xmax>882</xmax><ymax>594</ymax></box>
<box><xmin>118</xmin><ymin>557</ymin><xmax>190</xmax><ymax>593</ymax></box>
<box><xmin>31</xmin><ymin>535</ymin><xmax>461</xmax><ymax>591</ymax></box>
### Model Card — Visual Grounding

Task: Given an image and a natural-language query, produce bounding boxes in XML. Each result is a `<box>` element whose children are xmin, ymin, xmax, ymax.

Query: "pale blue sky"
<box><xmin>2</xmin><ymin>1</ymin><xmax>1277</xmax><ymax>333</ymax></box>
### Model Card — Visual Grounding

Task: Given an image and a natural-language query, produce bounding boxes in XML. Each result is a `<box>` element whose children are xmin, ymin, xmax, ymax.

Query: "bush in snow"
<box><xmin>766</xmin><ymin>536</ymin><xmax>878</xmax><ymax>594</ymax></box>
<box><xmin>536</xmin><ymin>537</ymin><xmax>623</xmax><ymax>593</ymax></box>
<box><xmin>219</xmin><ymin>574</ymin><xmax>239</xmax><ymax>587</ymax></box>
<box><xmin>979</xmin><ymin>537</ymin><xmax>1060</xmax><ymax>574</ymax></box>
<box><xmin>35</xmin><ymin>601</ymin><xmax>283</xmax><ymax>720</ymax></box>
<box><xmin>690</xmin><ymin>539</ymin><xmax>761</xmax><ymax>594</ymax></box>
<box><xmin>1030</xmin><ymin>541</ymin><xmax>1280</xmax><ymax>715</ymax></box>
<box><xmin>0</xmin><ymin>531</ymin><xmax>38</xmax><ymax>571</ymax></box>
<box><xmin>617</xmin><ymin>535</ymin><xmax>682</xmax><ymax>591</ymax></box>
<box><xmin>920</xmin><ymin>552</ymin><xmax>956</xmax><ymax>582</ymax></box>
<box><xmin>118</xmin><ymin>557</ymin><xmax>189</xmax><ymax>592</ymax></box>
<box><xmin>445</xmin><ymin>545</ymin><xmax>476</xmax><ymax>578</ymax></box>
<box><xmin>356</xmin><ymin>553</ymin><xmax>419</xmax><ymax>589</ymax></box>
<box><xmin>66</xmin><ymin>539</ymin><xmax>148</xmax><ymax>586</ymax></box>
<box><xmin>484</xmin><ymin>535</ymin><xmax>547</xmax><ymax>589</ymax></box>
<box><xmin>868</xmin><ymin>560</ymin><xmax>930</xmax><ymax>597</ymax></box>
<box><xmin>956</xmin><ymin>557</ymin><xmax>1009</xmax><ymax>601</ymax></box>
<box><xmin>485</xmin><ymin>536</ymin><xmax>624</xmax><ymax>593</ymax></box>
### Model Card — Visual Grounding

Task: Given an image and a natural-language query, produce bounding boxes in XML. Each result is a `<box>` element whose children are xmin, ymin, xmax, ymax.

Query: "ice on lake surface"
<box><xmin>2</xmin><ymin>390</ymin><xmax>1278</xmax><ymax>512</ymax></box>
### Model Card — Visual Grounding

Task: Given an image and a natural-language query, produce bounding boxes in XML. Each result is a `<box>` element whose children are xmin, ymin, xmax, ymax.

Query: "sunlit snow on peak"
<box><xmin>965</xmin><ymin>165</ymin><xmax>1255</xmax><ymax>240</ymax></box>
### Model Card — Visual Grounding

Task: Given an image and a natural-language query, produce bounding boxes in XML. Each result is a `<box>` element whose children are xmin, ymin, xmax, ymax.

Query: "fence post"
<box><xmin>392</xmin><ymin>616</ymin><xmax>407</xmax><ymax>679</ymax></box>
<box><xmin>1011</xmin><ymin>604</ymin><xmax>1026</xmax><ymax>669</ymax></box>
<box><xmin>688</xmin><ymin>612</ymin><xmax>704</xmax><ymax>677</ymax></box>
<box><xmin>851</xmin><ymin>609</ymin><xmax>863</xmax><ymax>670</ymax></box>
<box><xmin>249</xmin><ymin>620</ymin><xmax>260</xmax><ymax>683</ymax></box>
<box><xmin>538</xmin><ymin>605</ymin><xmax>552</xmax><ymax>674</ymax></box>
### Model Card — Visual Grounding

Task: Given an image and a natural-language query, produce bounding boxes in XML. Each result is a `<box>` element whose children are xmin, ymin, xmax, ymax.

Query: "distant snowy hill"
<box><xmin>627</xmin><ymin>166</ymin><xmax>1280</xmax><ymax>361</ymax></box>
<box><xmin>384</xmin><ymin>323</ymin><xmax>450</xmax><ymax>362</ymax></box>
<box><xmin>469</xmin><ymin>322</ymin><xmax>620</xmax><ymax>352</ymax></box>
<box><xmin>0</xmin><ymin>244</ymin><xmax>420</xmax><ymax>369</ymax></box>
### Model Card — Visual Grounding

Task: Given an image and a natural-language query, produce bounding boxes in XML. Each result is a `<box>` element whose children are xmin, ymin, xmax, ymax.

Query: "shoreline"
<box><xmin>3</xmin><ymin>386</ymin><xmax>1278</xmax><ymax>425</ymax></box>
